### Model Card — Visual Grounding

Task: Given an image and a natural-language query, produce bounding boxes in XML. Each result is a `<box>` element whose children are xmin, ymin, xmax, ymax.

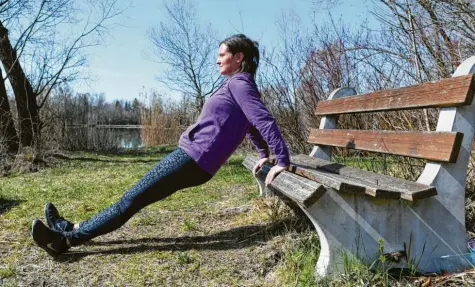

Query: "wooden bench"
<box><xmin>243</xmin><ymin>56</ymin><xmax>475</xmax><ymax>276</ymax></box>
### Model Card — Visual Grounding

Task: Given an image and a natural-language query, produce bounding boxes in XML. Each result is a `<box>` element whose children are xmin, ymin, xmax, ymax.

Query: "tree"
<box><xmin>258</xmin><ymin>12</ymin><xmax>370</xmax><ymax>153</ymax></box>
<box><xmin>0</xmin><ymin>18</ymin><xmax>39</xmax><ymax>148</ymax></box>
<box><xmin>0</xmin><ymin>0</ymin><xmax>28</xmax><ymax>152</ymax></box>
<box><xmin>0</xmin><ymin>69</ymin><xmax>18</xmax><ymax>153</ymax></box>
<box><xmin>148</xmin><ymin>0</ymin><xmax>220</xmax><ymax>113</ymax></box>
<box><xmin>0</xmin><ymin>0</ymin><xmax>125</xmax><ymax>151</ymax></box>
<box><xmin>365</xmin><ymin>0</ymin><xmax>475</xmax><ymax>130</ymax></box>
<box><xmin>258</xmin><ymin>12</ymin><xmax>312</xmax><ymax>153</ymax></box>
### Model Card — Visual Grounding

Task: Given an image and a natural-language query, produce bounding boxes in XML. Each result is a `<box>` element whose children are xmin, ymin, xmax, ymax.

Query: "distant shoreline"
<box><xmin>65</xmin><ymin>125</ymin><xmax>143</xmax><ymax>129</ymax></box>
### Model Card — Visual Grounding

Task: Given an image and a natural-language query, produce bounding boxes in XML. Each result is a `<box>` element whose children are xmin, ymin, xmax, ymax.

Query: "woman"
<box><xmin>32</xmin><ymin>34</ymin><xmax>290</xmax><ymax>256</ymax></box>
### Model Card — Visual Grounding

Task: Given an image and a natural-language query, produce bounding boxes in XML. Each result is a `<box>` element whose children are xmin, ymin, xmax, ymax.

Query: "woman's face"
<box><xmin>217</xmin><ymin>44</ymin><xmax>243</xmax><ymax>76</ymax></box>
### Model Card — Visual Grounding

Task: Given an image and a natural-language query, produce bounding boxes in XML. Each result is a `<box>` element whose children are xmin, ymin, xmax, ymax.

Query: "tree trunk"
<box><xmin>0</xmin><ymin>69</ymin><xmax>19</xmax><ymax>153</ymax></box>
<box><xmin>0</xmin><ymin>21</ymin><xmax>38</xmax><ymax>148</ymax></box>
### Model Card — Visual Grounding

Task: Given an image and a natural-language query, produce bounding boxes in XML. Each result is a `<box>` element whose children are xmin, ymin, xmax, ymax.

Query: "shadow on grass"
<box><xmin>51</xmin><ymin>155</ymin><xmax>161</xmax><ymax>164</ymax></box>
<box><xmin>95</xmin><ymin>145</ymin><xmax>177</xmax><ymax>157</ymax></box>
<box><xmin>56</xmin><ymin>217</ymin><xmax>309</xmax><ymax>262</ymax></box>
<box><xmin>0</xmin><ymin>198</ymin><xmax>23</xmax><ymax>215</ymax></box>
<box><xmin>50</xmin><ymin>145</ymin><xmax>179</xmax><ymax>164</ymax></box>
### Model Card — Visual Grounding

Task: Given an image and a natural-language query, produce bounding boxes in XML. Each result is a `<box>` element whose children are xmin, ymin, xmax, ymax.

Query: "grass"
<box><xmin>1</xmin><ymin>145</ymin><xmax>473</xmax><ymax>286</ymax></box>
<box><xmin>0</xmin><ymin>145</ymin><xmax>310</xmax><ymax>286</ymax></box>
<box><xmin>276</xmin><ymin>231</ymin><xmax>320</xmax><ymax>286</ymax></box>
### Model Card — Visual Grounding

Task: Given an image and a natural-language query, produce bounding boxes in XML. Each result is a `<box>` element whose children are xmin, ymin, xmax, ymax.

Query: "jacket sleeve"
<box><xmin>247</xmin><ymin>125</ymin><xmax>269</xmax><ymax>159</ymax></box>
<box><xmin>228</xmin><ymin>76</ymin><xmax>290</xmax><ymax>167</ymax></box>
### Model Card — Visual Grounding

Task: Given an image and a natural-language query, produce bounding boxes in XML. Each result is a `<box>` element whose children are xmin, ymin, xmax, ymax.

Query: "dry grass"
<box><xmin>2</xmin><ymin>146</ymin><xmax>475</xmax><ymax>286</ymax></box>
<box><xmin>0</xmin><ymin>146</ymin><xmax>310</xmax><ymax>286</ymax></box>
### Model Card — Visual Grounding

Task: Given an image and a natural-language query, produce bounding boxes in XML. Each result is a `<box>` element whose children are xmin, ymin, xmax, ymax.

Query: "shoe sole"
<box><xmin>31</xmin><ymin>219</ymin><xmax>60</xmax><ymax>258</ymax></box>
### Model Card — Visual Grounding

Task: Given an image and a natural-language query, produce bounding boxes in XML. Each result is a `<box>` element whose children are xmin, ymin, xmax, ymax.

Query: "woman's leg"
<box><xmin>63</xmin><ymin>147</ymin><xmax>212</xmax><ymax>246</ymax></box>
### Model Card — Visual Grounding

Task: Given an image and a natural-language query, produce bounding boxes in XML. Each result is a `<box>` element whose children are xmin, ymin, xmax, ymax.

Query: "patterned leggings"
<box><xmin>64</xmin><ymin>147</ymin><xmax>212</xmax><ymax>246</ymax></box>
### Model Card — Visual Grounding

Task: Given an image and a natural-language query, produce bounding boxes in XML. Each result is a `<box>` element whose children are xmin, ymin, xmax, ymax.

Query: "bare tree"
<box><xmin>0</xmin><ymin>0</ymin><xmax>125</xmax><ymax>151</ymax></box>
<box><xmin>258</xmin><ymin>13</ymin><xmax>369</xmax><ymax>153</ymax></box>
<box><xmin>351</xmin><ymin>0</ymin><xmax>474</xmax><ymax>83</ymax></box>
<box><xmin>258</xmin><ymin>12</ymin><xmax>312</xmax><ymax>153</ymax></box>
<box><xmin>0</xmin><ymin>17</ymin><xmax>39</xmax><ymax>148</ymax></box>
<box><xmin>0</xmin><ymin>0</ymin><xmax>28</xmax><ymax>153</ymax></box>
<box><xmin>311</xmin><ymin>0</ymin><xmax>343</xmax><ymax>10</ymax></box>
<box><xmin>148</xmin><ymin>0</ymin><xmax>220</xmax><ymax>113</ymax></box>
<box><xmin>0</xmin><ymin>69</ymin><xmax>18</xmax><ymax>153</ymax></box>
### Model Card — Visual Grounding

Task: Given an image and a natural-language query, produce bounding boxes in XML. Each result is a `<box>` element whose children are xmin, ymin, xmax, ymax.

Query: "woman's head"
<box><xmin>217</xmin><ymin>34</ymin><xmax>259</xmax><ymax>78</ymax></box>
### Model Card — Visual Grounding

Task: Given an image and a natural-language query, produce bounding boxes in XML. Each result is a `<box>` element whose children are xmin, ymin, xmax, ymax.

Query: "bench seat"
<box><xmin>272</xmin><ymin>155</ymin><xmax>436</xmax><ymax>201</ymax></box>
<box><xmin>243</xmin><ymin>155</ymin><xmax>326</xmax><ymax>208</ymax></box>
<box><xmin>244</xmin><ymin>153</ymin><xmax>436</xmax><ymax>204</ymax></box>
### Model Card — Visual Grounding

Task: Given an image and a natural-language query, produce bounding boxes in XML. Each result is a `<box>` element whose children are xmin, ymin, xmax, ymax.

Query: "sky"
<box><xmin>72</xmin><ymin>0</ymin><xmax>375</xmax><ymax>102</ymax></box>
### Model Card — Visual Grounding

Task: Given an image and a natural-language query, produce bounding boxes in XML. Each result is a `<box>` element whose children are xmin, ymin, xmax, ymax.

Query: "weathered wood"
<box><xmin>243</xmin><ymin>155</ymin><xmax>326</xmax><ymax>207</ymax></box>
<box><xmin>311</xmin><ymin>87</ymin><xmax>357</xmax><ymax>160</ymax></box>
<box><xmin>242</xmin><ymin>156</ymin><xmax>257</xmax><ymax>172</ymax></box>
<box><xmin>315</xmin><ymin>74</ymin><xmax>475</xmax><ymax>115</ymax></box>
<box><xmin>269</xmin><ymin>157</ymin><xmax>399</xmax><ymax>199</ymax></box>
<box><xmin>264</xmin><ymin>158</ymin><xmax>367</xmax><ymax>194</ymax></box>
<box><xmin>289</xmin><ymin>154</ymin><xmax>436</xmax><ymax>201</ymax></box>
<box><xmin>308</xmin><ymin>129</ymin><xmax>464</xmax><ymax>163</ymax></box>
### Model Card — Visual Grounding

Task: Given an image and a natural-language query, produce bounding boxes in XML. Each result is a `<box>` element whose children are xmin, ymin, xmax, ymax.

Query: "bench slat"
<box><xmin>315</xmin><ymin>74</ymin><xmax>475</xmax><ymax>115</ymax></box>
<box><xmin>243</xmin><ymin>155</ymin><xmax>326</xmax><ymax>207</ymax></box>
<box><xmin>308</xmin><ymin>129</ymin><xmax>463</xmax><ymax>162</ymax></box>
<box><xmin>269</xmin><ymin>157</ymin><xmax>399</xmax><ymax>199</ymax></box>
<box><xmin>267</xmin><ymin>159</ymin><xmax>367</xmax><ymax>194</ymax></box>
<box><xmin>289</xmin><ymin>154</ymin><xmax>436</xmax><ymax>201</ymax></box>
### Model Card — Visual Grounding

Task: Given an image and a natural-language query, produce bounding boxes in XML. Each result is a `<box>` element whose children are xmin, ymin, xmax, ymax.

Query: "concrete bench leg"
<box><xmin>253</xmin><ymin>171</ymin><xmax>471</xmax><ymax>277</ymax></box>
<box><xmin>300</xmin><ymin>189</ymin><xmax>470</xmax><ymax>277</ymax></box>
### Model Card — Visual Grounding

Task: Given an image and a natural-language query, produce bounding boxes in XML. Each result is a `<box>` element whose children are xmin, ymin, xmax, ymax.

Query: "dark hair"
<box><xmin>220</xmin><ymin>34</ymin><xmax>260</xmax><ymax>78</ymax></box>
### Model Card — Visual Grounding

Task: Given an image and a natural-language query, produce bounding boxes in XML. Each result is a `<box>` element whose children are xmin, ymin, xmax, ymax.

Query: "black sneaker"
<box><xmin>44</xmin><ymin>203</ymin><xmax>74</xmax><ymax>232</ymax></box>
<box><xmin>31</xmin><ymin>219</ymin><xmax>69</xmax><ymax>257</ymax></box>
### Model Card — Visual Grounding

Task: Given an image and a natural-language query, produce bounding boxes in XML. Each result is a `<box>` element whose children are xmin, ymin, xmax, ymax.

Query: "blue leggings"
<box><xmin>64</xmin><ymin>148</ymin><xmax>212</xmax><ymax>246</ymax></box>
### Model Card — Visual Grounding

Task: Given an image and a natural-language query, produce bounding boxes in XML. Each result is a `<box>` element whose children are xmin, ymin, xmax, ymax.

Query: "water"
<box><xmin>64</xmin><ymin>126</ymin><xmax>144</xmax><ymax>150</ymax></box>
<box><xmin>113</xmin><ymin>127</ymin><xmax>143</xmax><ymax>149</ymax></box>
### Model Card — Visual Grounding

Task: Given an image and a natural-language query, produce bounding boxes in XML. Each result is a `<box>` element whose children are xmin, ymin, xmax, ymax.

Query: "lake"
<box><xmin>115</xmin><ymin>127</ymin><xmax>143</xmax><ymax>149</ymax></box>
<box><xmin>64</xmin><ymin>126</ymin><xmax>144</xmax><ymax>150</ymax></box>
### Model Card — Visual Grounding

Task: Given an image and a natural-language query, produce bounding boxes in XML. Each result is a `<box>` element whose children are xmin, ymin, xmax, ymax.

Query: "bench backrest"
<box><xmin>310</xmin><ymin>75</ymin><xmax>474</xmax><ymax>163</ymax></box>
<box><xmin>310</xmin><ymin>56</ymin><xmax>475</xmax><ymax>188</ymax></box>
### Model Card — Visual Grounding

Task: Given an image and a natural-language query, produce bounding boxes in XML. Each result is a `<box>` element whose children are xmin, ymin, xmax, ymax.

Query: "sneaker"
<box><xmin>31</xmin><ymin>219</ymin><xmax>69</xmax><ymax>257</ymax></box>
<box><xmin>44</xmin><ymin>203</ymin><xmax>74</xmax><ymax>232</ymax></box>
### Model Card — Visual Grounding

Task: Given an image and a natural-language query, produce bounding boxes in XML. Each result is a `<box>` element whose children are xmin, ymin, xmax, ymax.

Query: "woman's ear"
<box><xmin>235</xmin><ymin>52</ymin><xmax>244</xmax><ymax>63</ymax></box>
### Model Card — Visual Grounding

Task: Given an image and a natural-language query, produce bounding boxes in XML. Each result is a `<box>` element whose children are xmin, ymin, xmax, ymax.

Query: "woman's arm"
<box><xmin>247</xmin><ymin>125</ymin><xmax>269</xmax><ymax>159</ymax></box>
<box><xmin>228</xmin><ymin>76</ymin><xmax>290</xmax><ymax>184</ymax></box>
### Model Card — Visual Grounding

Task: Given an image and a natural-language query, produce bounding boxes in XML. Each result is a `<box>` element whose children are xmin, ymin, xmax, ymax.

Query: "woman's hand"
<box><xmin>252</xmin><ymin>158</ymin><xmax>269</xmax><ymax>176</ymax></box>
<box><xmin>265</xmin><ymin>165</ymin><xmax>289</xmax><ymax>186</ymax></box>
<box><xmin>252</xmin><ymin>158</ymin><xmax>289</xmax><ymax>186</ymax></box>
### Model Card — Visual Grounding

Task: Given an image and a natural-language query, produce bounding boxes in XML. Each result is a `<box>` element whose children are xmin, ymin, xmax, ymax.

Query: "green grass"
<box><xmin>0</xmin><ymin>145</ymin><xmax>302</xmax><ymax>286</ymax></box>
<box><xmin>276</xmin><ymin>231</ymin><xmax>321</xmax><ymax>286</ymax></box>
<box><xmin>0</xmin><ymin>146</ymin><xmax>443</xmax><ymax>286</ymax></box>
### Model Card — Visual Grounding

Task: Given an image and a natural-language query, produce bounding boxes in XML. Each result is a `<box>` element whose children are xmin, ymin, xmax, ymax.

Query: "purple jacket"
<box><xmin>179</xmin><ymin>72</ymin><xmax>290</xmax><ymax>175</ymax></box>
